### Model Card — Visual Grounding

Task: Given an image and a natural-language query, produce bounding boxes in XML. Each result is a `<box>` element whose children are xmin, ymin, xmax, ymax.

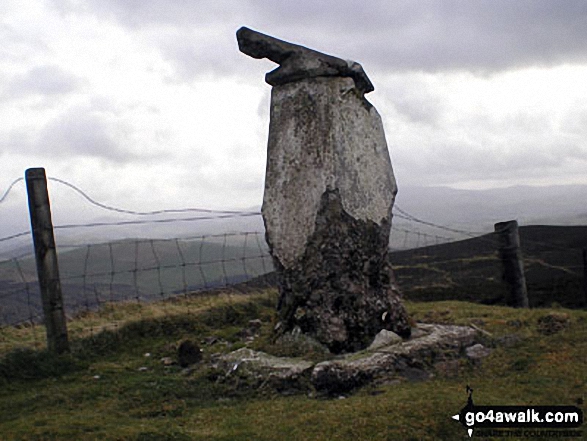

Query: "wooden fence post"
<box><xmin>25</xmin><ymin>168</ymin><xmax>69</xmax><ymax>354</ymax></box>
<box><xmin>494</xmin><ymin>220</ymin><xmax>529</xmax><ymax>308</ymax></box>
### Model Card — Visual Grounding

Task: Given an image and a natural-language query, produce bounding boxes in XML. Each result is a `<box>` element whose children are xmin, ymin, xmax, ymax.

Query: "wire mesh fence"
<box><xmin>1</xmin><ymin>174</ymin><xmax>586</xmax><ymax>354</ymax></box>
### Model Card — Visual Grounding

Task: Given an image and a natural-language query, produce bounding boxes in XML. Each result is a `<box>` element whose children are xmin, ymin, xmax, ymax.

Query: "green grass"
<box><xmin>1</xmin><ymin>291</ymin><xmax>586</xmax><ymax>440</ymax></box>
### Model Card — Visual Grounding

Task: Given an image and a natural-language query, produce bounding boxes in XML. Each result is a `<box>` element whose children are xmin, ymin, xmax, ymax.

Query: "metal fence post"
<box><xmin>25</xmin><ymin>168</ymin><xmax>69</xmax><ymax>354</ymax></box>
<box><xmin>494</xmin><ymin>220</ymin><xmax>529</xmax><ymax>308</ymax></box>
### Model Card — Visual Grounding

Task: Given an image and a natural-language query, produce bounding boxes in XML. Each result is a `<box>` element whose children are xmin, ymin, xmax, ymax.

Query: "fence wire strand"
<box><xmin>1</xmin><ymin>174</ymin><xmax>586</xmax><ymax>354</ymax></box>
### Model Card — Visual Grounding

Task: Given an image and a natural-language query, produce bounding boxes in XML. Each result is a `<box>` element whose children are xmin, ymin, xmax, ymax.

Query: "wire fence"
<box><xmin>1</xmin><ymin>175</ymin><xmax>586</xmax><ymax>353</ymax></box>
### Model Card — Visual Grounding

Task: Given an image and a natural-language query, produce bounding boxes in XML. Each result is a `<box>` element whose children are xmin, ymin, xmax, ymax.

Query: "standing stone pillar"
<box><xmin>237</xmin><ymin>27</ymin><xmax>411</xmax><ymax>353</ymax></box>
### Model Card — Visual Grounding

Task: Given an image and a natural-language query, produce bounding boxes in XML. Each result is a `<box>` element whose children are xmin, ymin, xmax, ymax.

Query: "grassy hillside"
<box><xmin>0</xmin><ymin>290</ymin><xmax>585</xmax><ymax>440</ymax></box>
<box><xmin>245</xmin><ymin>225</ymin><xmax>587</xmax><ymax>309</ymax></box>
<box><xmin>392</xmin><ymin>225</ymin><xmax>587</xmax><ymax>309</ymax></box>
<box><xmin>1</xmin><ymin>224</ymin><xmax>585</xmax><ymax>327</ymax></box>
<box><xmin>0</xmin><ymin>236</ymin><xmax>273</xmax><ymax>325</ymax></box>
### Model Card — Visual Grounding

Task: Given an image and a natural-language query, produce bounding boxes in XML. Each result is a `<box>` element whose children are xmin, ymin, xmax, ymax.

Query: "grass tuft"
<box><xmin>0</xmin><ymin>348</ymin><xmax>86</xmax><ymax>384</ymax></box>
<box><xmin>0</xmin><ymin>290</ymin><xmax>585</xmax><ymax>440</ymax></box>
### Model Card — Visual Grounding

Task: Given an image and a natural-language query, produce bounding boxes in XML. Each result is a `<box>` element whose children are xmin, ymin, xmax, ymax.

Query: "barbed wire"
<box><xmin>393</xmin><ymin>204</ymin><xmax>488</xmax><ymax>237</ymax></box>
<box><xmin>0</xmin><ymin>231</ymin><xmax>275</xmax><ymax>327</ymax></box>
<box><xmin>0</xmin><ymin>175</ymin><xmax>261</xmax><ymax>244</ymax></box>
<box><xmin>47</xmin><ymin>177</ymin><xmax>260</xmax><ymax>216</ymax></box>
<box><xmin>3</xmin><ymin>174</ymin><xmax>584</xmax><ymax>253</ymax></box>
<box><xmin>1</xmin><ymin>224</ymin><xmax>585</xmax><ymax>352</ymax></box>
<box><xmin>51</xmin><ymin>212</ymin><xmax>261</xmax><ymax>231</ymax></box>
<box><xmin>0</xmin><ymin>178</ymin><xmax>24</xmax><ymax>204</ymax></box>
<box><xmin>2</xmin><ymin>173</ymin><xmax>586</xmax><ymax>354</ymax></box>
<box><xmin>0</xmin><ymin>231</ymin><xmax>31</xmax><ymax>243</ymax></box>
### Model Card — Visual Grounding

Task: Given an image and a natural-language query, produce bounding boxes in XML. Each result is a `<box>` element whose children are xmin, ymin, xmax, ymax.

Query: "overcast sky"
<box><xmin>2</xmin><ymin>0</ymin><xmax>587</xmax><ymax>237</ymax></box>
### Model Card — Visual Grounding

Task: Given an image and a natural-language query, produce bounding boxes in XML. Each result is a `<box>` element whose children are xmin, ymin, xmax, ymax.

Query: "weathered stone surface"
<box><xmin>272</xmin><ymin>187</ymin><xmax>411</xmax><ymax>352</ymax></box>
<box><xmin>214</xmin><ymin>347</ymin><xmax>314</xmax><ymax>391</ymax></box>
<box><xmin>248</xmin><ymin>319</ymin><xmax>263</xmax><ymax>330</ymax></box>
<box><xmin>213</xmin><ymin>324</ymin><xmax>478</xmax><ymax>395</ymax></box>
<box><xmin>264</xmin><ymin>78</ymin><xmax>410</xmax><ymax>353</ymax></box>
<box><xmin>465</xmin><ymin>344</ymin><xmax>492</xmax><ymax>361</ymax></box>
<box><xmin>311</xmin><ymin>324</ymin><xmax>477</xmax><ymax>394</ymax></box>
<box><xmin>239</xmin><ymin>27</ymin><xmax>410</xmax><ymax>353</ymax></box>
<box><xmin>160</xmin><ymin>357</ymin><xmax>176</xmax><ymax>366</ymax></box>
<box><xmin>262</xmin><ymin>77</ymin><xmax>396</xmax><ymax>270</ymax></box>
<box><xmin>368</xmin><ymin>329</ymin><xmax>402</xmax><ymax>351</ymax></box>
<box><xmin>236</xmin><ymin>27</ymin><xmax>373</xmax><ymax>93</ymax></box>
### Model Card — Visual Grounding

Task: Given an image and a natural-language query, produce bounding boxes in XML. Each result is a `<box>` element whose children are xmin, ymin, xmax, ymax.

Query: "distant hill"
<box><xmin>392</xmin><ymin>225</ymin><xmax>587</xmax><ymax>308</ymax></box>
<box><xmin>2</xmin><ymin>224</ymin><xmax>586</xmax><ymax>326</ymax></box>
<box><xmin>0</xmin><ymin>236</ymin><xmax>273</xmax><ymax>325</ymax></box>
<box><xmin>394</xmin><ymin>184</ymin><xmax>587</xmax><ymax>232</ymax></box>
<box><xmin>2</xmin><ymin>184</ymin><xmax>586</xmax><ymax>258</ymax></box>
<box><xmin>1</xmin><ymin>203</ymin><xmax>586</xmax><ymax>325</ymax></box>
<box><xmin>246</xmin><ymin>225</ymin><xmax>587</xmax><ymax>309</ymax></box>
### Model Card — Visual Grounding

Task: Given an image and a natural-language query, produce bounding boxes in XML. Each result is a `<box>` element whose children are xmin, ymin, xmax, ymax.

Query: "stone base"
<box><xmin>212</xmin><ymin>323</ymin><xmax>479</xmax><ymax>395</ymax></box>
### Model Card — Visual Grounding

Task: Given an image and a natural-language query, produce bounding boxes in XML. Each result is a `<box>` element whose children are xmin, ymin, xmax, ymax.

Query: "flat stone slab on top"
<box><xmin>213</xmin><ymin>324</ymin><xmax>478</xmax><ymax>395</ymax></box>
<box><xmin>236</xmin><ymin>26</ymin><xmax>374</xmax><ymax>94</ymax></box>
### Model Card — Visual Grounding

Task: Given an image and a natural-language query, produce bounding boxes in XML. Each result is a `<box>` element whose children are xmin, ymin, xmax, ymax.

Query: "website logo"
<box><xmin>451</xmin><ymin>386</ymin><xmax>583</xmax><ymax>438</ymax></box>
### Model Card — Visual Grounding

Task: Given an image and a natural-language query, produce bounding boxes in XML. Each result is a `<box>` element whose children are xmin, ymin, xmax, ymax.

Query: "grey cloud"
<box><xmin>158</xmin><ymin>31</ymin><xmax>244</xmax><ymax>81</ymax></box>
<box><xmin>380</xmin><ymin>82</ymin><xmax>445</xmax><ymax>126</ymax></box>
<box><xmin>50</xmin><ymin>0</ymin><xmax>587</xmax><ymax>76</ymax></box>
<box><xmin>33</xmin><ymin>104</ymin><xmax>139</xmax><ymax>162</ymax></box>
<box><xmin>256</xmin><ymin>0</ymin><xmax>587</xmax><ymax>73</ymax></box>
<box><xmin>5</xmin><ymin>65</ymin><xmax>86</xmax><ymax>99</ymax></box>
<box><xmin>51</xmin><ymin>0</ymin><xmax>246</xmax><ymax>28</ymax></box>
<box><xmin>393</xmin><ymin>138</ymin><xmax>586</xmax><ymax>187</ymax></box>
<box><xmin>561</xmin><ymin>107</ymin><xmax>587</xmax><ymax>136</ymax></box>
<box><xmin>37</xmin><ymin>108</ymin><xmax>124</xmax><ymax>160</ymax></box>
<box><xmin>0</xmin><ymin>23</ymin><xmax>49</xmax><ymax>64</ymax></box>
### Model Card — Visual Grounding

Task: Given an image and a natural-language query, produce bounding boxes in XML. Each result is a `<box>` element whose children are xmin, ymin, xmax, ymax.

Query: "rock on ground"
<box><xmin>213</xmin><ymin>323</ymin><xmax>478</xmax><ymax>395</ymax></box>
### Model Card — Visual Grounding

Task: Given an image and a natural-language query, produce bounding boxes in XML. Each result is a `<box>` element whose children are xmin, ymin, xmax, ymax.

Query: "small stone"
<box><xmin>160</xmin><ymin>357</ymin><xmax>175</xmax><ymax>366</ymax></box>
<box><xmin>138</xmin><ymin>366</ymin><xmax>148</xmax><ymax>372</ymax></box>
<box><xmin>144</xmin><ymin>352</ymin><xmax>151</xmax><ymax>358</ymax></box>
<box><xmin>368</xmin><ymin>329</ymin><xmax>402</xmax><ymax>351</ymax></box>
<box><xmin>248</xmin><ymin>319</ymin><xmax>263</xmax><ymax>329</ymax></box>
<box><xmin>466</xmin><ymin>344</ymin><xmax>492</xmax><ymax>361</ymax></box>
<box><xmin>408</xmin><ymin>326</ymin><xmax>430</xmax><ymax>339</ymax></box>
<box><xmin>93</xmin><ymin>375</ymin><xmax>101</xmax><ymax>380</ymax></box>
<box><xmin>211</xmin><ymin>324</ymin><xmax>475</xmax><ymax>395</ymax></box>
<box><xmin>178</xmin><ymin>340</ymin><xmax>203</xmax><ymax>367</ymax></box>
